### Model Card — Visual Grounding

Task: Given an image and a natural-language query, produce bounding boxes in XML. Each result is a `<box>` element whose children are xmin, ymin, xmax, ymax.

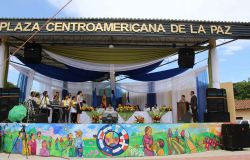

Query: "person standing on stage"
<box><xmin>76</xmin><ymin>91</ymin><xmax>83</xmax><ymax>124</ymax></box>
<box><xmin>40</xmin><ymin>91</ymin><xmax>53</xmax><ymax>123</ymax></box>
<box><xmin>62</xmin><ymin>94</ymin><xmax>71</xmax><ymax>123</ymax></box>
<box><xmin>190</xmin><ymin>91</ymin><xmax>198</xmax><ymax>122</ymax></box>
<box><xmin>179</xmin><ymin>95</ymin><xmax>186</xmax><ymax>102</ymax></box>
<box><xmin>70</xmin><ymin>96</ymin><xmax>77</xmax><ymax>123</ymax></box>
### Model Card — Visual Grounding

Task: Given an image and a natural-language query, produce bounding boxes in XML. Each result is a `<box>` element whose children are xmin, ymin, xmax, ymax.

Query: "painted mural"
<box><xmin>0</xmin><ymin>123</ymin><xmax>221</xmax><ymax>158</ymax></box>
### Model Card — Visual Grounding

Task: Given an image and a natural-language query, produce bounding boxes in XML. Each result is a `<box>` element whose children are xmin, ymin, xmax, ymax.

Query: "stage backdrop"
<box><xmin>0</xmin><ymin>123</ymin><xmax>221</xmax><ymax>158</ymax></box>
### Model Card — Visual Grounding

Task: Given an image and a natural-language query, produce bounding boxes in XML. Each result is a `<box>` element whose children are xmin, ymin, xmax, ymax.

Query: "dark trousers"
<box><xmin>71</xmin><ymin>113</ymin><xmax>77</xmax><ymax>123</ymax></box>
<box><xmin>191</xmin><ymin>107</ymin><xmax>198</xmax><ymax>122</ymax></box>
<box><xmin>62</xmin><ymin>108</ymin><xmax>70</xmax><ymax>123</ymax></box>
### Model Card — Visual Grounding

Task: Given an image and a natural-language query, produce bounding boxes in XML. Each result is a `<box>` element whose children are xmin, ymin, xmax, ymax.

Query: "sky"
<box><xmin>1</xmin><ymin>0</ymin><xmax>250</xmax><ymax>85</ymax></box>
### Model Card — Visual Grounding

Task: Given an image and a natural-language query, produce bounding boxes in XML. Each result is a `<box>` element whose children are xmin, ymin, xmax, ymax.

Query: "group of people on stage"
<box><xmin>27</xmin><ymin>90</ymin><xmax>87</xmax><ymax>124</ymax></box>
<box><xmin>179</xmin><ymin>91</ymin><xmax>198</xmax><ymax>122</ymax></box>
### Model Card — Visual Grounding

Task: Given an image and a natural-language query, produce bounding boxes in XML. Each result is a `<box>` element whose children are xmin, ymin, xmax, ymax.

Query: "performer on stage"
<box><xmin>179</xmin><ymin>95</ymin><xmax>187</xmax><ymax>102</ymax></box>
<box><xmin>70</xmin><ymin>96</ymin><xmax>77</xmax><ymax>123</ymax></box>
<box><xmin>62</xmin><ymin>94</ymin><xmax>71</xmax><ymax>123</ymax></box>
<box><xmin>40</xmin><ymin>91</ymin><xmax>53</xmax><ymax>123</ymax></box>
<box><xmin>190</xmin><ymin>91</ymin><xmax>198</xmax><ymax>122</ymax></box>
<box><xmin>76</xmin><ymin>91</ymin><xmax>83</xmax><ymax>124</ymax></box>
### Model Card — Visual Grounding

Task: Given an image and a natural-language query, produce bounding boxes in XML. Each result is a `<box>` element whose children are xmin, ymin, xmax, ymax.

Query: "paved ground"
<box><xmin>1</xmin><ymin>148</ymin><xmax>250</xmax><ymax>160</ymax></box>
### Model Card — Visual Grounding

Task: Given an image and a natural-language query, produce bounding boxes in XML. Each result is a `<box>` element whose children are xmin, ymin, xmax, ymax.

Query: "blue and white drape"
<box><xmin>196</xmin><ymin>70</ymin><xmax>209</xmax><ymax>122</ymax></box>
<box><xmin>17</xmin><ymin>73</ymin><xmax>28</xmax><ymax>102</ymax></box>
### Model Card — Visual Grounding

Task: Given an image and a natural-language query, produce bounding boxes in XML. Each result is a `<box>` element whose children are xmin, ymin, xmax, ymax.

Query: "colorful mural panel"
<box><xmin>0</xmin><ymin>123</ymin><xmax>221</xmax><ymax>158</ymax></box>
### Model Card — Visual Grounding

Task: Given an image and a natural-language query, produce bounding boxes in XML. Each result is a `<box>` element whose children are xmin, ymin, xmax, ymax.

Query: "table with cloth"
<box><xmin>79</xmin><ymin>111</ymin><xmax>173</xmax><ymax>124</ymax></box>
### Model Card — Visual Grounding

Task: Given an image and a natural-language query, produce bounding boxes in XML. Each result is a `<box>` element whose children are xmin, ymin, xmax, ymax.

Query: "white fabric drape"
<box><xmin>10</xmin><ymin>60</ymin><xmax>207</xmax><ymax>123</ymax></box>
<box><xmin>43</xmin><ymin>49</ymin><xmax>164</xmax><ymax>72</ymax></box>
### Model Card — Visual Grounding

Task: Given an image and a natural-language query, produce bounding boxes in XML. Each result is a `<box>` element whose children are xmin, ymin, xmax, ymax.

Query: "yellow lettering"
<box><xmin>140</xmin><ymin>23</ymin><xmax>149</xmax><ymax>32</ymax></box>
<box><xmin>103</xmin><ymin>23</ymin><xmax>113</xmax><ymax>31</ymax></box>
<box><xmin>148</xmin><ymin>24</ymin><xmax>156</xmax><ymax>32</ymax></box>
<box><xmin>86</xmin><ymin>23</ymin><xmax>95</xmax><ymax>31</ymax></box>
<box><xmin>31</xmin><ymin>22</ymin><xmax>40</xmax><ymax>31</ymax></box>
<box><xmin>95</xmin><ymin>23</ymin><xmax>103</xmax><ymax>31</ymax></box>
<box><xmin>225</xmin><ymin>26</ymin><xmax>232</xmax><ymax>35</ymax></box>
<box><xmin>77</xmin><ymin>23</ymin><xmax>85</xmax><ymax>31</ymax></box>
<box><xmin>14</xmin><ymin>22</ymin><xmax>22</xmax><ymax>31</ymax></box>
<box><xmin>190</xmin><ymin>25</ymin><xmax>197</xmax><ymax>33</ymax></box>
<box><xmin>157</xmin><ymin>24</ymin><xmax>165</xmax><ymax>32</ymax></box>
<box><xmin>7</xmin><ymin>22</ymin><xmax>13</xmax><ymax>31</ymax></box>
<box><xmin>171</xmin><ymin>24</ymin><xmax>179</xmax><ymax>33</ymax></box>
<box><xmin>46</xmin><ymin>22</ymin><xmax>54</xmax><ymax>31</ymax></box>
<box><xmin>217</xmin><ymin>26</ymin><xmax>224</xmax><ymax>34</ymax></box>
<box><xmin>113</xmin><ymin>23</ymin><xmax>121</xmax><ymax>32</ymax></box>
<box><xmin>23</xmin><ymin>22</ymin><xmax>31</xmax><ymax>31</ymax></box>
<box><xmin>132</xmin><ymin>23</ymin><xmax>140</xmax><ymax>32</ymax></box>
<box><xmin>210</xmin><ymin>25</ymin><xmax>217</xmax><ymax>34</ymax></box>
<box><xmin>54</xmin><ymin>22</ymin><xmax>63</xmax><ymax>31</ymax></box>
<box><xmin>198</xmin><ymin>25</ymin><xmax>206</xmax><ymax>34</ymax></box>
<box><xmin>121</xmin><ymin>23</ymin><xmax>129</xmax><ymax>32</ymax></box>
<box><xmin>0</xmin><ymin>22</ymin><xmax>8</xmax><ymax>31</ymax></box>
<box><xmin>179</xmin><ymin>24</ymin><xmax>186</xmax><ymax>33</ymax></box>
<box><xmin>71</xmin><ymin>22</ymin><xmax>78</xmax><ymax>31</ymax></box>
<box><xmin>62</xmin><ymin>22</ymin><xmax>71</xmax><ymax>31</ymax></box>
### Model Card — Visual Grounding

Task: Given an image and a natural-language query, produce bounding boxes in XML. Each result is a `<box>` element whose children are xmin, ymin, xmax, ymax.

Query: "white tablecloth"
<box><xmin>79</xmin><ymin>111</ymin><xmax>173</xmax><ymax>124</ymax></box>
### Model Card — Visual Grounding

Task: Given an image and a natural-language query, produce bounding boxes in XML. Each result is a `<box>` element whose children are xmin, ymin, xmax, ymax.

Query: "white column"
<box><xmin>110</xmin><ymin>64</ymin><xmax>115</xmax><ymax>91</ymax></box>
<box><xmin>209</xmin><ymin>40</ymin><xmax>220</xmax><ymax>88</ymax></box>
<box><xmin>171</xmin><ymin>78</ymin><xmax>177</xmax><ymax>123</ymax></box>
<box><xmin>0</xmin><ymin>43</ymin><xmax>5</xmax><ymax>88</ymax></box>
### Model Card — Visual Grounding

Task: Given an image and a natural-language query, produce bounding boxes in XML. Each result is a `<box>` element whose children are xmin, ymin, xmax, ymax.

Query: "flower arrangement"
<box><xmin>134</xmin><ymin>116</ymin><xmax>144</xmax><ymax>123</ymax></box>
<box><xmin>159</xmin><ymin>106</ymin><xmax>172</xmax><ymax>112</ymax></box>
<box><xmin>91</xmin><ymin>111</ymin><xmax>102</xmax><ymax>123</ymax></box>
<box><xmin>117</xmin><ymin>105</ymin><xmax>136</xmax><ymax>112</ymax></box>
<box><xmin>149</xmin><ymin>109</ymin><xmax>164</xmax><ymax>123</ymax></box>
<box><xmin>82</xmin><ymin>106</ymin><xmax>95</xmax><ymax>112</ymax></box>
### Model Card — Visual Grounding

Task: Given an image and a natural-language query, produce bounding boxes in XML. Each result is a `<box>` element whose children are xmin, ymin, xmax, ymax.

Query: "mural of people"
<box><xmin>40</xmin><ymin>140</ymin><xmax>50</xmax><ymax>156</ymax></box>
<box><xmin>13</xmin><ymin>131</ymin><xmax>23</xmax><ymax>154</ymax></box>
<box><xmin>22</xmin><ymin>133</ymin><xmax>29</xmax><ymax>155</ymax></box>
<box><xmin>28</xmin><ymin>133</ymin><xmax>36</xmax><ymax>155</ymax></box>
<box><xmin>67</xmin><ymin>133</ymin><xmax>75</xmax><ymax>157</ymax></box>
<box><xmin>55</xmin><ymin>137</ymin><xmax>59</xmax><ymax>150</ymax></box>
<box><xmin>36</xmin><ymin>131</ymin><xmax>43</xmax><ymax>156</ymax></box>
<box><xmin>74</xmin><ymin>130</ymin><xmax>83</xmax><ymax>157</ymax></box>
<box><xmin>142</xmin><ymin>126</ymin><xmax>154</xmax><ymax>156</ymax></box>
<box><xmin>48</xmin><ymin>136</ymin><xmax>52</xmax><ymax>149</ymax></box>
<box><xmin>156</xmin><ymin>139</ymin><xmax>165</xmax><ymax>156</ymax></box>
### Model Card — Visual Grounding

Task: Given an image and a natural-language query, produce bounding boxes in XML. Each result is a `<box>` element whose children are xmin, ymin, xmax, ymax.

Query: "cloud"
<box><xmin>220</xmin><ymin>40</ymin><xmax>250</xmax><ymax>56</ymax></box>
<box><xmin>47</xmin><ymin>0</ymin><xmax>250</xmax><ymax>22</ymax></box>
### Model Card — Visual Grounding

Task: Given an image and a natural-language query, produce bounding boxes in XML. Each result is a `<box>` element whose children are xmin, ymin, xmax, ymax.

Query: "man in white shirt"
<box><xmin>36</xmin><ymin>131</ymin><xmax>43</xmax><ymax>155</ymax></box>
<box><xmin>40</xmin><ymin>91</ymin><xmax>53</xmax><ymax>123</ymax></box>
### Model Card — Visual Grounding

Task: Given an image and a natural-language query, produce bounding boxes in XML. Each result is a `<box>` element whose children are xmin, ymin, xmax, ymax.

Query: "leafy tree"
<box><xmin>233</xmin><ymin>81</ymin><xmax>250</xmax><ymax>100</ymax></box>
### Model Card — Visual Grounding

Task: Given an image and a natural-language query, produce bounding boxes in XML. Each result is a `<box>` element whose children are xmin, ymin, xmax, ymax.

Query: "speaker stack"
<box><xmin>0</xmin><ymin>88</ymin><xmax>20</xmax><ymax>122</ymax></box>
<box><xmin>178</xmin><ymin>48</ymin><xmax>195</xmax><ymax>68</ymax></box>
<box><xmin>222</xmin><ymin>123</ymin><xmax>250</xmax><ymax>150</ymax></box>
<box><xmin>204</xmin><ymin>88</ymin><xmax>230</xmax><ymax>122</ymax></box>
<box><xmin>24</xmin><ymin>43</ymin><xmax>42</xmax><ymax>64</ymax></box>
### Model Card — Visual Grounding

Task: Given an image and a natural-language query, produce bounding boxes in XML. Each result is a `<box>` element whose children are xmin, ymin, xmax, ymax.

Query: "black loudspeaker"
<box><xmin>206</xmin><ymin>88</ymin><xmax>227</xmax><ymax>97</ymax></box>
<box><xmin>24</xmin><ymin>43</ymin><xmax>42</xmax><ymax>64</ymax></box>
<box><xmin>222</xmin><ymin>124</ymin><xmax>250</xmax><ymax>150</ymax></box>
<box><xmin>0</xmin><ymin>88</ymin><xmax>20</xmax><ymax>122</ymax></box>
<box><xmin>204</xmin><ymin>112</ymin><xmax>230</xmax><ymax>122</ymax></box>
<box><xmin>206</xmin><ymin>88</ymin><xmax>228</xmax><ymax>112</ymax></box>
<box><xmin>178</xmin><ymin>48</ymin><xmax>195</xmax><ymax>68</ymax></box>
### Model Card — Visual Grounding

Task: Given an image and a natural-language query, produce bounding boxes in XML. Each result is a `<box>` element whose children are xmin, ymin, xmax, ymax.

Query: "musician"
<box><xmin>40</xmin><ymin>91</ymin><xmax>53</xmax><ymax>123</ymax></box>
<box><xmin>53</xmin><ymin>92</ymin><xmax>60</xmax><ymax>104</ymax></box>
<box><xmin>70</xmin><ymin>96</ymin><xmax>77</xmax><ymax>123</ymax></box>
<box><xmin>62</xmin><ymin>94</ymin><xmax>71</xmax><ymax>123</ymax></box>
<box><xmin>190</xmin><ymin>91</ymin><xmax>198</xmax><ymax>122</ymax></box>
<box><xmin>76</xmin><ymin>91</ymin><xmax>83</xmax><ymax>124</ymax></box>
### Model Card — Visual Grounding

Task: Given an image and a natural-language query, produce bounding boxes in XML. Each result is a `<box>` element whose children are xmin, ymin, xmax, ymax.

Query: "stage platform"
<box><xmin>0</xmin><ymin>123</ymin><xmax>222</xmax><ymax>158</ymax></box>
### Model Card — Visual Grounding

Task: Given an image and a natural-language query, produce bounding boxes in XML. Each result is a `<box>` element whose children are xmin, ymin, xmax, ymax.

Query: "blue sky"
<box><xmin>2</xmin><ymin>0</ymin><xmax>250</xmax><ymax>84</ymax></box>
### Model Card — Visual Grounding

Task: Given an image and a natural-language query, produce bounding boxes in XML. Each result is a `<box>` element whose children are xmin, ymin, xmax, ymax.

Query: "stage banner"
<box><xmin>0</xmin><ymin>123</ymin><xmax>221</xmax><ymax>158</ymax></box>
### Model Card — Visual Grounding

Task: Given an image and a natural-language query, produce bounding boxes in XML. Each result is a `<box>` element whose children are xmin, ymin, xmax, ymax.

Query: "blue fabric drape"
<box><xmin>92</xmin><ymin>88</ymin><xmax>97</xmax><ymax>108</ymax></box>
<box><xmin>17</xmin><ymin>73</ymin><xmax>28</xmax><ymax>102</ymax></box>
<box><xmin>128</xmin><ymin>68</ymin><xmax>188</xmax><ymax>81</ymax></box>
<box><xmin>196</xmin><ymin>70</ymin><xmax>208</xmax><ymax>122</ymax></box>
